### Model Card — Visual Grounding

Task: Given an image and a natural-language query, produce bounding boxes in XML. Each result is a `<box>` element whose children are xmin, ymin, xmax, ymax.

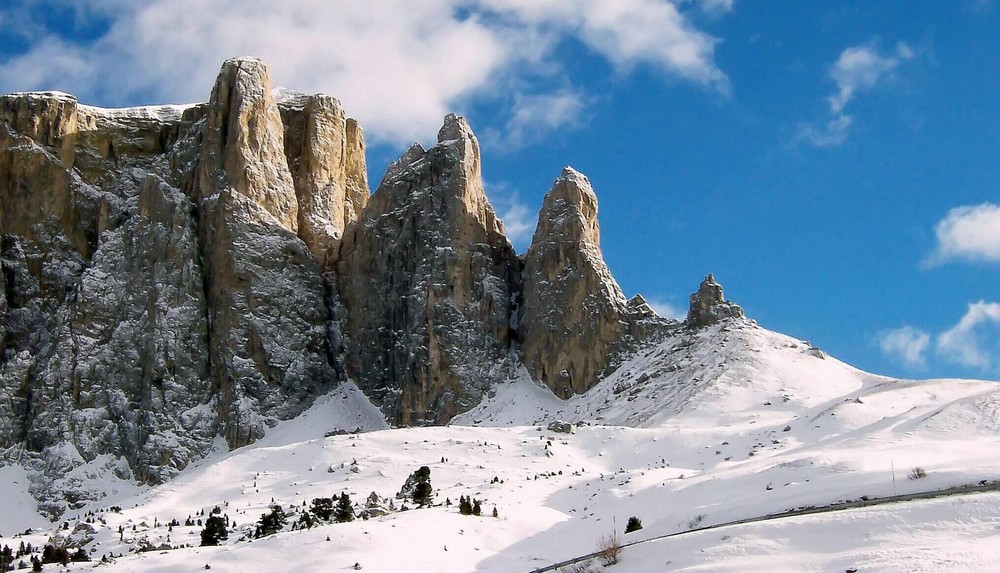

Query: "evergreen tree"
<box><xmin>310</xmin><ymin>497</ymin><xmax>334</xmax><ymax>521</ymax></box>
<box><xmin>625</xmin><ymin>516</ymin><xmax>643</xmax><ymax>534</ymax></box>
<box><xmin>255</xmin><ymin>505</ymin><xmax>288</xmax><ymax>538</ymax></box>
<box><xmin>200</xmin><ymin>515</ymin><xmax>229</xmax><ymax>546</ymax></box>
<box><xmin>1</xmin><ymin>545</ymin><xmax>13</xmax><ymax>572</ymax></box>
<box><xmin>472</xmin><ymin>499</ymin><xmax>482</xmax><ymax>516</ymax></box>
<box><xmin>458</xmin><ymin>496</ymin><xmax>473</xmax><ymax>516</ymax></box>
<box><xmin>335</xmin><ymin>493</ymin><xmax>355</xmax><ymax>523</ymax></box>
<box><xmin>398</xmin><ymin>465</ymin><xmax>433</xmax><ymax>504</ymax></box>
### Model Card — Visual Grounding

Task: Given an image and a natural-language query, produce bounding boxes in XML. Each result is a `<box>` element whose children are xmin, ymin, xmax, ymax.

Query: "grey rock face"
<box><xmin>519</xmin><ymin>167</ymin><xmax>629</xmax><ymax>397</ymax></box>
<box><xmin>335</xmin><ymin>114</ymin><xmax>520</xmax><ymax>425</ymax></box>
<box><xmin>0</xmin><ymin>58</ymin><xmax>369</xmax><ymax>516</ymax></box>
<box><xmin>686</xmin><ymin>273</ymin><xmax>745</xmax><ymax>327</ymax></box>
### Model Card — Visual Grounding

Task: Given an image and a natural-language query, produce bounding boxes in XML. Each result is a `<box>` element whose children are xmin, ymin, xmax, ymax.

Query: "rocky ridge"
<box><xmin>1</xmin><ymin>57</ymin><xmax>737</xmax><ymax>517</ymax></box>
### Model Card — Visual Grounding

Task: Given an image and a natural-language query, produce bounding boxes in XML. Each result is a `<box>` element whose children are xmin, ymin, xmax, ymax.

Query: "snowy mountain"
<box><xmin>2</xmin><ymin>57</ymin><xmax>999</xmax><ymax>572</ymax></box>
<box><xmin>2</xmin><ymin>314</ymin><xmax>997</xmax><ymax>571</ymax></box>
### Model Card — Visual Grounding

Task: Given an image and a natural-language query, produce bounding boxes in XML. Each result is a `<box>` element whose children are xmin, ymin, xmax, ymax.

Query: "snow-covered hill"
<box><xmin>2</xmin><ymin>319</ymin><xmax>998</xmax><ymax>572</ymax></box>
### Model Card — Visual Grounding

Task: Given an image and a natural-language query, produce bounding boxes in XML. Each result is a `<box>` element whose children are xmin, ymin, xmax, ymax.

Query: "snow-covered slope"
<box><xmin>2</xmin><ymin>319</ymin><xmax>998</xmax><ymax>572</ymax></box>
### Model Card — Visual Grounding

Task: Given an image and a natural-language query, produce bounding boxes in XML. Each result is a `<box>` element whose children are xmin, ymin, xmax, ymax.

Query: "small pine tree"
<box><xmin>458</xmin><ymin>495</ymin><xmax>473</xmax><ymax>516</ymax></box>
<box><xmin>310</xmin><ymin>497</ymin><xmax>334</xmax><ymax>521</ymax></box>
<box><xmin>335</xmin><ymin>493</ymin><xmax>355</xmax><ymax>523</ymax></box>
<box><xmin>625</xmin><ymin>516</ymin><xmax>643</xmax><ymax>534</ymax></box>
<box><xmin>492</xmin><ymin>506</ymin><xmax>498</xmax><ymax>518</ymax></box>
<box><xmin>472</xmin><ymin>500</ymin><xmax>482</xmax><ymax>516</ymax></box>
<box><xmin>200</xmin><ymin>515</ymin><xmax>229</xmax><ymax>546</ymax></box>
<box><xmin>255</xmin><ymin>506</ymin><xmax>287</xmax><ymax>538</ymax></box>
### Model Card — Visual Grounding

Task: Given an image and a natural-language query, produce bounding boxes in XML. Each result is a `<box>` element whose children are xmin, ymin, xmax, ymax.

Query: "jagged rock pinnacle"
<box><xmin>686</xmin><ymin>273</ymin><xmax>745</xmax><ymax>327</ymax></box>
<box><xmin>519</xmin><ymin>167</ymin><xmax>628</xmax><ymax>398</ymax></box>
<box><xmin>199</xmin><ymin>56</ymin><xmax>299</xmax><ymax>231</ymax></box>
<box><xmin>335</xmin><ymin>114</ymin><xmax>519</xmax><ymax>425</ymax></box>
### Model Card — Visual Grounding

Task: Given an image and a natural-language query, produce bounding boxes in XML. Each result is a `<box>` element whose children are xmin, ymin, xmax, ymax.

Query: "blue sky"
<box><xmin>1</xmin><ymin>1</ymin><xmax>998</xmax><ymax>380</ymax></box>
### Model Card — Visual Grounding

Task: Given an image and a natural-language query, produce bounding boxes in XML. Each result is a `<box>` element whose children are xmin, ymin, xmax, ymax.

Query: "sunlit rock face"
<box><xmin>519</xmin><ymin>167</ymin><xmax>630</xmax><ymax>398</ymax></box>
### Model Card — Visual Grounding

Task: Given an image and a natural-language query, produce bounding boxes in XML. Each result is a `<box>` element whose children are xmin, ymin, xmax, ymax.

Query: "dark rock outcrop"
<box><xmin>686</xmin><ymin>273</ymin><xmax>745</xmax><ymax>327</ymax></box>
<box><xmin>335</xmin><ymin>114</ymin><xmax>520</xmax><ymax>425</ymax></box>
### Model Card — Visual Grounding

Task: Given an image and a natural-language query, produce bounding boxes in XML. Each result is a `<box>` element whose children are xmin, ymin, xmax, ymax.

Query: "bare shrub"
<box><xmin>908</xmin><ymin>467</ymin><xmax>928</xmax><ymax>480</ymax></box>
<box><xmin>597</xmin><ymin>533</ymin><xmax>622</xmax><ymax>566</ymax></box>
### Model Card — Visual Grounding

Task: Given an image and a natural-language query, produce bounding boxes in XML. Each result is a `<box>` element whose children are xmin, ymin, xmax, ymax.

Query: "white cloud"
<box><xmin>647</xmin><ymin>299</ymin><xmax>686</xmax><ymax>321</ymax></box>
<box><xmin>926</xmin><ymin>203</ymin><xmax>1000</xmax><ymax>266</ymax></box>
<box><xmin>0</xmin><ymin>0</ymin><xmax>728</xmax><ymax>145</ymax></box>
<box><xmin>799</xmin><ymin>40</ymin><xmax>912</xmax><ymax>148</ymax></box>
<box><xmin>828</xmin><ymin>42</ymin><xmax>912</xmax><ymax>114</ymax></box>
<box><xmin>795</xmin><ymin>114</ymin><xmax>852</xmax><ymax>148</ymax></box>
<box><xmin>937</xmin><ymin>301</ymin><xmax>1000</xmax><ymax>371</ymax></box>
<box><xmin>877</xmin><ymin>325</ymin><xmax>930</xmax><ymax>368</ymax></box>
<box><xmin>487</xmin><ymin>89</ymin><xmax>590</xmax><ymax>150</ymax></box>
<box><xmin>483</xmin><ymin>182</ymin><xmax>536</xmax><ymax>252</ymax></box>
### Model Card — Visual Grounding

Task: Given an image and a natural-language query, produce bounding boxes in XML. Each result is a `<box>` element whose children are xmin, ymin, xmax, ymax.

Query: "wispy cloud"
<box><xmin>483</xmin><ymin>181</ymin><xmax>536</xmax><ymax>252</ymax></box>
<box><xmin>937</xmin><ymin>301</ymin><xmax>1000</xmax><ymax>371</ymax></box>
<box><xmin>798</xmin><ymin>40</ymin><xmax>913</xmax><ymax>147</ymax></box>
<box><xmin>877</xmin><ymin>325</ymin><xmax>930</xmax><ymax>369</ymax></box>
<box><xmin>925</xmin><ymin>203</ymin><xmax>1000</xmax><ymax>266</ymax></box>
<box><xmin>0</xmin><ymin>0</ymin><xmax>729</xmax><ymax>145</ymax></box>
<box><xmin>486</xmin><ymin>89</ymin><xmax>590</xmax><ymax>150</ymax></box>
<box><xmin>646</xmin><ymin>299</ymin><xmax>686</xmax><ymax>321</ymax></box>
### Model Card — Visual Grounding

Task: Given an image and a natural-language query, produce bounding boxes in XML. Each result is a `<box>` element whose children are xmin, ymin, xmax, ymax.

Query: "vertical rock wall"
<box><xmin>335</xmin><ymin>115</ymin><xmax>521</xmax><ymax>425</ymax></box>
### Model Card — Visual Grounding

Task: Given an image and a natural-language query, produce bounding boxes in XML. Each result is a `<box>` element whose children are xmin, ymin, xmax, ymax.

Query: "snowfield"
<box><xmin>2</xmin><ymin>320</ymin><xmax>998</xmax><ymax>572</ymax></box>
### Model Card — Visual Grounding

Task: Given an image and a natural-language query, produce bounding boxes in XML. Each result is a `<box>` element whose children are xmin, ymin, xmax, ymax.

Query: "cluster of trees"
<box><xmin>1</xmin><ymin>543</ymin><xmax>88</xmax><ymax>571</ymax></box>
<box><xmin>458</xmin><ymin>496</ymin><xmax>482</xmax><ymax>516</ymax></box>
<box><xmin>308</xmin><ymin>493</ymin><xmax>355</xmax><ymax>525</ymax></box>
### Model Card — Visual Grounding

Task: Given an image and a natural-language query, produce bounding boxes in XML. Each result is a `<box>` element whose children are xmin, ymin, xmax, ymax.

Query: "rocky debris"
<box><xmin>547</xmin><ymin>420</ymin><xmax>574</xmax><ymax>434</ymax></box>
<box><xmin>686</xmin><ymin>273</ymin><xmax>745</xmax><ymax>327</ymax></box>
<box><xmin>195</xmin><ymin>58</ymin><xmax>339</xmax><ymax>448</ymax></box>
<box><xmin>335</xmin><ymin>114</ymin><xmax>520</xmax><ymax>425</ymax></box>
<box><xmin>278</xmin><ymin>93</ymin><xmax>369</xmax><ymax>268</ymax></box>
<box><xmin>519</xmin><ymin>167</ymin><xmax>629</xmax><ymax>397</ymax></box>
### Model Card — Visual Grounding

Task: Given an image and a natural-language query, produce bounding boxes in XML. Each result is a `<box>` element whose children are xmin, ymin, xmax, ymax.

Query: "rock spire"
<box><xmin>519</xmin><ymin>167</ymin><xmax>629</xmax><ymax>397</ymax></box>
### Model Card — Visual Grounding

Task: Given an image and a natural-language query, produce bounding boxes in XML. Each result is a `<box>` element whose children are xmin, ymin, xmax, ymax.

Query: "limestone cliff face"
<box><xmin>335</xmin><ymin>114</ymin><xmax>520</xmax><ymax>425</ymax></box>
<box><xmin>519</xmin><ymin>167</ymin><xmax>629</xmax><ymax>397</ymax></box>
<box><xmin>198</xmin><ymin>58</ymin><xmax>298</xmax><ymax>232</ymax></box>
<box><xmin>195</xmin><ymin>59</ymin><xmax>339</xmax><ymax>448</ymax></box>
<box><xmin>278</xmin><ymin>93</ymin><xmax>370</xmax><ymax>268</ymax></box>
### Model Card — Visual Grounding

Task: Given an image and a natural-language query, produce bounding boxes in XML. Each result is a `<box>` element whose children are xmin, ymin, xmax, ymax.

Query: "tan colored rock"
<box><xmin>520</xmin><ymin>167</ymin><xmax>628</xmax><ymax>398</ymax></box>
<box><xmin>198</xmin><ymin>57</ymin><xmax>298</xmax><ymax>232</ymax></box>
<box><xmin>335</xmin><ymin>114</ymin><xmax>520</xmax><ymax>425</ymax></box>
<box><xmin>0</xmin><ymin>91</ymin><xmax>78</xmax><ymax>165</ymax></box>
<box><xmin>278</xmin><ymin>94</ymin><xmax>369</xmax><ymax>268</ymax></box>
